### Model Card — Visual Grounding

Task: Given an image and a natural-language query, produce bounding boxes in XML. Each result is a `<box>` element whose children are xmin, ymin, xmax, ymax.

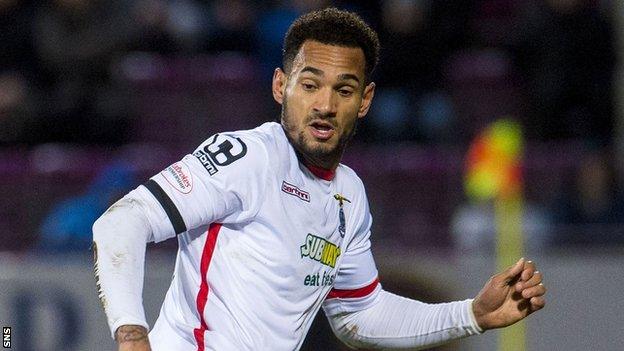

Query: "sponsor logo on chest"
<box><xmin>300</xmin><ymin>234</ymin><xmax>340</xmax><ymax>287</ymax></box>
<box><xmin>281</xmin><ymin>181</ymin><xmax>310</xmax><ymax>202</ymax></box>
<box><xmin>300</xmin><ymin>233</ymin><xmax>341</xmax><ymax>268</ymax></box>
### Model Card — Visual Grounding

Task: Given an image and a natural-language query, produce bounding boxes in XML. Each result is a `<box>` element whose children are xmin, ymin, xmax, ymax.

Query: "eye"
<box><xmin>302</xmin><ymin>83</ymin><xmax>317</xmax><ymax>91</ymax></box>
<box><xmin>338</xmin><ymin>88</ymin><xmax>354</xmax><ymax>97</ymax></box>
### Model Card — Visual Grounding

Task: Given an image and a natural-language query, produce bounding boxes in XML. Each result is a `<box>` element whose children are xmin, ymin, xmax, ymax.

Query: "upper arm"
<box><xmin>138</xmin><ymin>132</ymin><xmax>270</xmax><ymax>242</ymax></box>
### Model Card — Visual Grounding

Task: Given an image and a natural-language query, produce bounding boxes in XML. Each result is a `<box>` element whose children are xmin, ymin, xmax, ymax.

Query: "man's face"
<box><xmin>272</xmin><ymin>40</ymin><xmax>375</xmax><ymax>169</ymax></box>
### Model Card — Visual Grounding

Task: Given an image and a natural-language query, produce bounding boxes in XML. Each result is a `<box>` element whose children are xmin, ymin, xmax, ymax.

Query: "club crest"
<box><xmin>333</xmin><ymin>194</ymin><xmax>351</xmax><ymax>237</ymax></box>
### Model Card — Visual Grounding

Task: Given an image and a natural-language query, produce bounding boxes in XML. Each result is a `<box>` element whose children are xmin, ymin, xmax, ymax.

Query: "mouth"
<box><xmin>308</xmin><ymin>120</ymin><xmax>336</xmax><ymax>141</ymax></box>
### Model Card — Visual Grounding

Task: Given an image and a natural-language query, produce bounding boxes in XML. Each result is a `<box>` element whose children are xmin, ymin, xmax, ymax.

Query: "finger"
<box><xmin>500</xmin><ymin>257</ymin><xmax>525</xmax><ymax>284</ymax></box>
<box><xmin>529</xmin><ymin>296</ymin><xmax>546</xmax><ymax>312</ymax></box>
<box><xmin>521</xmin><ymin>283</ymin><xmax>546</xmax><ymax>299</ymax></box>
<box><xmin>516</xmin><ymin>271</ymin><xmax>543</xmax><ymax>292</ymax></box>
<box><xmin>521</xmin><ymin>260</ymin><xmax>537</xmax><ymax>281</ymax></box>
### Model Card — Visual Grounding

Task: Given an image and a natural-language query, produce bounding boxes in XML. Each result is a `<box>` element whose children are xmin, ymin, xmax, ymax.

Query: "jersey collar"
<box><xmin>303</xmin><ymin>162</ymin><xmax>336</xmax><ymax>181</ymax></box>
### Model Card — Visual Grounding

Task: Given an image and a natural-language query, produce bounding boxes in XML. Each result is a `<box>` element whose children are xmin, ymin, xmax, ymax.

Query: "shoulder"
<box><xmin>336</xmin><ymin>163</ymin><xmax>367</xmax><ymax>196</ymax></box>
<box><xmin>336</xmin><ymin>163</ymin><xmax>370</xmax><ymax>219</ymax></box>
<box><xmin>191</xmin><ymin>122</ymin><xmax>282</xmax><ymax>175</ymax></box>
<box><xmin>194</xmin><ymin>122</ymin><xmax>280</xmax><ymax>154</ymax></box>
<box><xmin>336</xmin><ymin>164</ymin><xmax>373</xmax><ymax>244</ymax></box>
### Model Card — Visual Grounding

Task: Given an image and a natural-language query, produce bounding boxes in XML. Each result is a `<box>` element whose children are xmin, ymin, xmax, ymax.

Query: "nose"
<box><xmin>312</xmin><ymin>87</ymin><xmax>338</xmax><ymax>117</ymax></box>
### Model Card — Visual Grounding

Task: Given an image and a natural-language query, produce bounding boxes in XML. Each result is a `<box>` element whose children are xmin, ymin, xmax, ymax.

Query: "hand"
<box><xmin>472</xmin><ymin>257</ymin><xmax>546</xmax><ymax>331</ymax></box>
<box><xmin>116</xmin><ymin>325</ymin><xmax>151</xmax><ymax>351</ymax></box>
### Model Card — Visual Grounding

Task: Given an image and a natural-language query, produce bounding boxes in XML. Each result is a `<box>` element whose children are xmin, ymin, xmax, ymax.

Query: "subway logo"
<box><xmin>300</xmin><ymin>233</ymin><xmax>341</xmax><ymax>268</ymax></box>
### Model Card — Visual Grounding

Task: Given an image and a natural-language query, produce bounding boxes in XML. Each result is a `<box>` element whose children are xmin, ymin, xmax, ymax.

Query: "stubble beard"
<box><xmin>280</xmin><ymin>97</ymin><xmax>358</xmax><ymax>169</ymax></box>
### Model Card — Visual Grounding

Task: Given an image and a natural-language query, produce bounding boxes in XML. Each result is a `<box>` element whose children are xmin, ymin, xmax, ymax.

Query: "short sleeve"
<box><xmin>323</xmin><ymin>183</ymin><xmax>381</xmax><ymax>316</ymax></box>
<box><xmin>139</xmin><ymin>132</ymin><xmax>269</xmax><ymax>242</ymax></box>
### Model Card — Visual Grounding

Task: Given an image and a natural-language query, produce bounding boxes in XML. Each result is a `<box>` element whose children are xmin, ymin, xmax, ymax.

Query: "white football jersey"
<box><xmin>133</xmin><ymin>122</ymin><xmax>381</xmax><ymax>350</ymax></box>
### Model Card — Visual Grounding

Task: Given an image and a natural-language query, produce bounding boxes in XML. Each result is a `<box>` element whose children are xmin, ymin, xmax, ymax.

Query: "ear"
<box><xmin>357</xmin><ymin>82</ymin><xmax>376</xmax><ymax>119</ymax></box>
<box><xmin>272</xmin><ymin>68</ymin><xmax>287</xmax><ymax>105</ymax></box>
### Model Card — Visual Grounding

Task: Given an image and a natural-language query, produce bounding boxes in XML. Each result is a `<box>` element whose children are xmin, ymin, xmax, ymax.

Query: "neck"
<box><xmin>294</xmin><ymin>150</ymin><xmax>337</xmax><ymax>181</ymax></box>
<box><xmin>295</xmin><ymin>147</ymin><xmax>340</xmax><ymax>171</ymax></box>
<box><xmin>280</xmin><ymin>120</ymin><xmax>343</xmax><ymax>170</ymax></box>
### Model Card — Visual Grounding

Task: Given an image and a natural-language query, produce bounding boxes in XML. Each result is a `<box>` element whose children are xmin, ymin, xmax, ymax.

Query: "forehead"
<box><xmin>291</xmin><ymin>40</ymin><xmax>366</xmax><ymax>78</ymax></box>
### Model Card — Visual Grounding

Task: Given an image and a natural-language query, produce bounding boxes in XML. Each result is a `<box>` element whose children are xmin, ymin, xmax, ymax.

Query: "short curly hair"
<box><xmin>283</xmin><ymin>7</ymin><xmax>380</xmax><ymax>83</ymax></box>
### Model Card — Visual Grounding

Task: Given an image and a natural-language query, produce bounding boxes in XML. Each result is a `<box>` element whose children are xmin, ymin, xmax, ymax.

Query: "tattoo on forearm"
<box><xmin>115</xmin><ymin>325</ymin><xmax>149</xmax><ymax>343</ymax></box>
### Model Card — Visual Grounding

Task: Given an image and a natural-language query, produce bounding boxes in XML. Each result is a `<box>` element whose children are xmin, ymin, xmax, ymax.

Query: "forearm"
<box><xmin>92</xmin><ymin>193</ymin><xmax>152</xmax><ymax>338</ymax></box>
<box><xmin>327</xmin><ymin>290</ymin><xmax>482</xmax><ymax>350</ymax></box>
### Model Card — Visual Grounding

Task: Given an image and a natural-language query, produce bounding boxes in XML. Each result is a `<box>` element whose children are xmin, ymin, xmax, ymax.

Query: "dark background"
<box><xmin>1</xmin><ymin>1</ymin><xmax>623</xmax><ymax>350</ymax></box>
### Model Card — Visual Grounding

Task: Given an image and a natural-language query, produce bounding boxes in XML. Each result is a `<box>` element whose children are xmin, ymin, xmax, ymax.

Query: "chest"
<box><xmin>266</xmin><ymin>175</ymin><xmax>354</xmax><ymax>238</ymax></box>
<box><xmin>249</xmin><ymin>175</ymin><xmax>355</xmax><ymax>280</ymax></box>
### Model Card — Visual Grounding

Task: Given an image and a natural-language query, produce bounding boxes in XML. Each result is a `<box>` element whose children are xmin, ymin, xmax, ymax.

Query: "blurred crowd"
<box><xmin>1</xmin><ymin>0</ymin><xmax>622</xmax><ymax>252</ymax></box>
<box><xmin>1</xmin><ymin>0</ymin><xmax>618</xmax><ymax>146</ymax></box>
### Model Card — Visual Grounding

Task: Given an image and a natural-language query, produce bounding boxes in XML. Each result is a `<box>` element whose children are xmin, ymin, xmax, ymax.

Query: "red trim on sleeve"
<box><xmin>326</xmin><ymin>278</ymin><xmax>379</xmax><ymax>299</ymax></box>
<box><xmin>194</xmin><ymin>223</ymin><xmax>222</xmax><ymax>351</ymax></box>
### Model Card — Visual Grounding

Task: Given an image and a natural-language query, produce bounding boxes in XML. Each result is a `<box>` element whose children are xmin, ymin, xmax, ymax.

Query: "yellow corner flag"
<box><xmin>464</xmin><ymin>119</ymin><xmax>526</xmax><ymax>351</ymax></box>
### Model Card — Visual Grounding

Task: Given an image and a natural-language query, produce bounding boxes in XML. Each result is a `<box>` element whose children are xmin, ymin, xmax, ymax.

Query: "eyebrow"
<box><xmin>300</xmin><ymin>66</ymin><xmax>361</xmax><ymax>84</ymax></box>
<box><xmin>338</xmin><ymin>73</ymin><xmax>360</xmax><ymax>84</ymax></box>
<box><xmin>301</xmin><ymin>66</ymin><xmax>324</xmax><ymax>76</ymax></box>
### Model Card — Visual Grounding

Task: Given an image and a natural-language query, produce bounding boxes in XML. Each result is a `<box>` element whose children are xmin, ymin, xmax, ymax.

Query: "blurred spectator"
<box><xmin>0</xmin><ymin>71</ymin><xmax>40</xmax><ymax>145</ymax></box>
<box><xmin>451</xmin><ymin>199</ymin><xmax>551</xmax><ymax>253</ymax></box>
<box><xmin>0</xmin><ymin>1</ymin><xmax>44</xmax><ymax>145</ymax></box>
<box><xmin>38</xmin><ymin>161</ymin><xmax>136</xmax><ymax>253</ymax></box>
<box><xmin>0</xmin><ymin>0</ymin><xmax>622</xmax><ymax>256</ymax></box>
<box><xmin>469</xmin><ymin>0</ymin><xmax>522</xmax><ymax>47</ymax></box>
<box><xmin>32</xmin><ymin>0</ymin><xmax>134</xmax><ymax>144</ymax></box>
<box><xmin>375</xmin><ymin>0</ymin><xmax>439</xmax><ymax>91</ymax></box>
<box><xmin>362</xmin><ymin>0</ymin><xmax>463</xmax><ymax>143</ymax></box>
<box><xmin>510</xmin><ymin>0</ymin><xmax>616</xmax><ymax>144</ymax></box>
<box><xmin>551</xmin><ymin>149</ymin><xmax>624</xmax><ymax>245</ymax></box>
<box><xmin>127</xmin><ymin>0</ymin><xmax>180</xmax><ymax>55</ymax></box>
<box><xmin>166</xmin><ymin>0</ymin><xmax>208</xmax><ymax>52</ymax></box>
<box><xmin>33</xmin><ymin>0</ymin><xmax>133</xmax><ymax>83</ymax></box>
<box><xmin>256</xmin><ymin>0</ymin><xmax>330</xmax><ymax>79</ymax></box>
<box><xmin>442</xmin><ymin>49</ymin><xmax>524</xmax><ymax>144</ymax></box>
<box><xmin>0</xmin><ymin>0</ymin><xmax>39</xmax><ymax>78</ymax></box>
<box><xmin>202</xmin><ymin>0</ymin><xmax>257</xmax><ymax>54</ymax></box>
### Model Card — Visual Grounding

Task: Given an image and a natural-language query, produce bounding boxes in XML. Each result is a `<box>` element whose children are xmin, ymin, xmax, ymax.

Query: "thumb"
<box><xmin>501</xmin><ymin>257</ymin><xmax>525</xmax><ymax>281</ymax></box>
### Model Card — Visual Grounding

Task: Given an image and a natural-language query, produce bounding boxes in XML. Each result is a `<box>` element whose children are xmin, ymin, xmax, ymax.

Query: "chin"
<box><xmin>298</xmin><ymin>135</ymin><xmax>338</xmax><ymax>158</ymax></box>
